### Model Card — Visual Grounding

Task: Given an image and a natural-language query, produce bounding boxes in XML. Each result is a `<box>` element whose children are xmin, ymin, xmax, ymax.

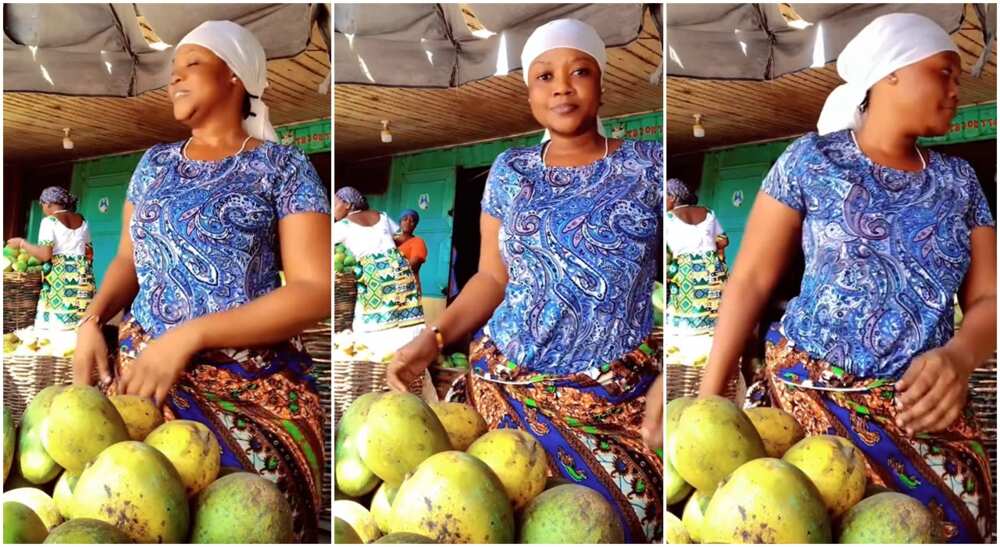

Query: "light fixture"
<box><xmin>611</xmin><ymin>125</ymin><xmax>626</xmax><ymax>139</ymax></box>
<box><xmin>380</xmin><ymin>120</ymin><xmax>392</xmax><ymax>144</ymax></box>
<box><xmin>692</xmin><ymin>114</ymin><xmax>705</xmax><ymax>139</ymax></box>
<box><xmin>62</xmin><ymin>128</ymin><xmax>74</xmax><ymax>150</ymax></box>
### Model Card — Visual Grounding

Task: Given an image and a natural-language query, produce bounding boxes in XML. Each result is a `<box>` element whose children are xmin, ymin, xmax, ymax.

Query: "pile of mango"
<box><xmin>335</xmin><ymin>244</ymin><xmax>358</xmax><ymax>275</ymax></box>
<box><xmin>335</xmin><ymin>393</ymin><xmax>624</xmax><ymax>544</ymax></box>
<box><xmin>2</xmin><ymin>386</ymin><xmax>293</xmax><ymax>544</ymax></box>
<box><xmin>3</xmin><ymin>330</ymin><xmax>75</xmax><ymax>358</ymax></box>
<box><xmin>666</xmin><ymin>396</ymin><xmax>937</xmax><ymax>544</ymax></box>
<box><xmin>2</xmin><ymin>247</ymin><xmax>43</xmax><ymax>274</ymax></box>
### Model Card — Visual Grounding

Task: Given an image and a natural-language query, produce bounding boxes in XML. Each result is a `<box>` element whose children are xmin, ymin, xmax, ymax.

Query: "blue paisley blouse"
<box><xmin>126</xmin><ymin>141</ymin><xmax>330</xmax><ymax>339</ymax></box>
<box><xmin>482</xmin><ymin>140</ymin><xmax>662</xmax><ymax>375</ymax></box>
<box><xmin>763</xmin><ymin>130</ymin><xmax>994</xmax><ymax>379</ymax></box>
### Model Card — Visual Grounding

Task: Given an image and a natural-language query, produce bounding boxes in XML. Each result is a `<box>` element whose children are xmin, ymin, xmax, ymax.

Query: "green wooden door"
<box><xmin>78</xmin><ymin>175</ymin><xmax>129</xmax><ymax>287</ymax></box>
<box><xmin>397</xmin><ymin>167</ymin><xmax>456</xmax><ymax>299</ymax></box>
<box><xmin>704</xmin><ymin>162</ymin><xmax>773</xmax><ymax>264</ymax></box>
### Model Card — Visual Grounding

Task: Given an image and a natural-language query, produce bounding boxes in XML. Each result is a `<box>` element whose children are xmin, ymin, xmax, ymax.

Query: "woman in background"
<box><xmin>664</xmin><ymin>178</ymin><xmax>728</xmax><ymax>368</ymax></box>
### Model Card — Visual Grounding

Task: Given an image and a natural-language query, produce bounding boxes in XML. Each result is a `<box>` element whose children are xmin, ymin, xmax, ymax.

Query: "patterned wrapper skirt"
<box><xmin>35</xmin><ymin>254</ymin><xmax>95</xmax><ymax>330</ymax></box>
<box><xmin>448</xmin><ymin>332</ymin><xmax>663</xmax><ymax>543</ymax></box>
<box><xmin>747</xmin><ymin>324</ymin><xmax>994</xmax><ymax>543</ymax></box>
<box><xmin>108</xmin><ymin>318</ymin><xmax>325</xmax><ymax>542</ymax></box>
<box><xmin>354</xmin><ymin>248</ymin><xmax>424</xmax><ymax>332</ymax></box>
<box><xmin>665</xmin><ymin>250</ymin><xmax>726</xmax><ymax>367</ymax></box>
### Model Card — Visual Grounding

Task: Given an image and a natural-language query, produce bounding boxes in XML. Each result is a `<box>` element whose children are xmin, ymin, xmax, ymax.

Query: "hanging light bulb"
<box><xmin>693</xmin><ymin>114</ymin><xmax>705</xmax><ymax>138</ymax></box>
<box><xmin>380</xmin><ymin>120</ymin><xmax>392</xmax><ymax>144</ymax></box>
<box><xmin>62</xmin><ymin>128</ymin><xmax>74</xmax><ymax>150</ymax></box>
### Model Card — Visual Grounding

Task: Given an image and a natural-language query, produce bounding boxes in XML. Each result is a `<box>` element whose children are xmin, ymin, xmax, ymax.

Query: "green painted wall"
<box><xmin>60</xmin><ymin>118</ymin><xmax>330</xmax><ymax>287</ymax></box>
<box><xmin>367</xmin><ymin>111</ymin><xmax>663</xmax><ymax>299</ymax></box>
<box><xmin>699</xmin><ymin>102</ymin><xmax>997</xmax><ymax>264</ymax></box>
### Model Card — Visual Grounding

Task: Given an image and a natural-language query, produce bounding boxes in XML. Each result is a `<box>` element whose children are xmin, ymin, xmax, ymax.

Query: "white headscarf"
<box><xmin>177</xmin><ymin>20</ymin><xmax>279</xmax><ymax>142</ymax></box>
<box><xmin>817</xmin><ymin>13</ymin><xmax>959</xmax><ymax>136</ymax></box>
<box><xmin>520</xmin><ymin>18</ymin><xmax>608</xmax><ymax>142</ymax></box>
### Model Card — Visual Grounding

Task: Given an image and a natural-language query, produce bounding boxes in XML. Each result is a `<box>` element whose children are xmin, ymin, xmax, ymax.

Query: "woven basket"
<box><xmin>3</xmin><ymin>271</ymin><xmax>43</xmax><ymax>333</ymax></box>
<box><xmin>3</xmin><ymin>354</ymin><xmax>73</xmax><ymax>423</ymax></box>
<box><xmin>300</xmin><ymin>320</ymin><xmax>332</xmax><ymax>524</ymax></box>
<box><xmin>666</xmin><ymin>364</ymin><xmax>743</xmax><ymax>405</ymax></box>
<box><xmin>333</xmin><ymin>360</ymin><xmax>425</xmax><ymax>426</ymax></box>
<box><xmin>970</xmin><ymin>356</ymin><xmax>997</xmax><ymax>494</ymax></box>
<box><xmin>334</xmin><ymin>272</ymin><xmax>357</xmax><ymax>333</ymax></box>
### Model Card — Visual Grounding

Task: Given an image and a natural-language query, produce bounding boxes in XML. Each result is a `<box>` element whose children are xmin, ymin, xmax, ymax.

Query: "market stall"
<box><xmin>3</xmin><ymin>3</ymin><xmax>335</xmax><ymax>542</ymax></box>
<box><xmin>665</xmin><ymin>3</ymin><xmax>997</xmax><ymax>544</ymax></box>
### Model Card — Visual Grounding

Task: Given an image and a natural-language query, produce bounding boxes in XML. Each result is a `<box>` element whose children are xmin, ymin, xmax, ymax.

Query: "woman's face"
<box><xmin>333</xmin><ymin>197</ymin><xmax>350</xmax><ymax>221</ymax></box>
<box><xmin>526</xmin><ymin>48</ymin><xmax>602</xmax><ymax>138</ymax></box>
<box><xmin>400</xmin><ymin>216</ymin><xmax>417</xmax><ymax>234</ymax></box>
<box><xmin>876</xmin><ymin>51</ymin><xmax>961</xmax><ymax>136</ymax></box>
<box><xmin>168</xmin><ymin>45</ymin><xmax>243</xmax><ymax>126</ymax></box>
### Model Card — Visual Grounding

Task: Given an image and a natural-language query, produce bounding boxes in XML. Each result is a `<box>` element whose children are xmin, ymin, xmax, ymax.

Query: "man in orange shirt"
<box><xmin>396</xmin><ymin>209</ymin><xmax>428</xmax><ymax>293</ymax></box>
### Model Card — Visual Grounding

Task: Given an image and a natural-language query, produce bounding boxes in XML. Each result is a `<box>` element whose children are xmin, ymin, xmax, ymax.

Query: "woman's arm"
<box><xmin>699</xmin><ymin>194</ymin><xmax>802</xmax><ymax>396</ymax></box>
<box><xmin>386</xmin><ymin>213</ymin><xmax>508</xmax><ymax>390</ymax></box>
<box><xmin>73</xmin><ymin>202</ymin><xmax>141</xmax><ymax>384</ymax></box>
<box><xmin>7</xmin><ymin>240</ymin><xmax>53</xmax><ymax>262</ymax></box>
<box><xmin>897</xmin><ymin>226</ymin><xmax>997</xmax><ymax>433</ymax></box>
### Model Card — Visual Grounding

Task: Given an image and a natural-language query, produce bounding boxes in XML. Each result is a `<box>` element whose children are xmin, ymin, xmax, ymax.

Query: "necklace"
<box><xmin>182</xmin><ymin>135</ymin><xmax>253</xmax><ymax>161</ymax></box>
<box><xmin>542</xmin><ymin>137</ymin><xmax>609</xmax><ymax>167</ymax></box>
<box><xmin>850</xmin><ymin>130</ymin><xmax>926</xmax><ymax>170</ymax></box>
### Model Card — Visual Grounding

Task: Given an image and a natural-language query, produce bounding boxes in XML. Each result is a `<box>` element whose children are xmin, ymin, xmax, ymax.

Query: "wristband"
<box><xmin>429</xmin><ymin>325</ymin><xmax>445</xmax><ymax>351</ymax></box>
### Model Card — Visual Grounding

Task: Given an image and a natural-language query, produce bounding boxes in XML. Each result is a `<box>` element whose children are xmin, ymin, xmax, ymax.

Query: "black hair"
<box><xmin>242</xmin><ymin>93</ymin><xmax>253</xmax><ymax>120</ymax></box>
<box><xmin>858</xmin><ymin>90</ymin><xmax>871</xmax><ymax>113</ymax></box>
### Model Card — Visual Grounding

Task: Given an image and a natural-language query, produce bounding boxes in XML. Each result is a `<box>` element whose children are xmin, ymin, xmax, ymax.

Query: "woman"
<box><xmin>334</xmin><ymin>187</ymin><xmax>425</xmax><ymax>355</ymax></box>
<box><xmin>7</xmin><ymin>187</ymin><xmax>95</xmax><ymax>332</ymax></box>
<box><xmin>389</xmin><ymin>19</ymin><xmax>663</xmax><ymax>543</ymax></box>
<box><xmin>71</xmin><ymin>21</ymin><xmax>331</xmax><ymax>541</ymax></box>
<box><xmin>701</xmin><ymin>14</ymin><xmax>995</xmax><ymax>543</ymax></box>
<box><xmin>395</xmin><ymin>209</ymin><xmax>428</xmax><ymax>292</ymax></box>
<box><xmin>665</xmin><ymin>179</ymin><xmax>729</xmax><ymax>368</ymax></box>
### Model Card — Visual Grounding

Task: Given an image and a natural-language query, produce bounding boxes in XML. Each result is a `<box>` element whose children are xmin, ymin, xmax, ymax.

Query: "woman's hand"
<box><xmin>6</xmin><ymin>237</ymin><xmax>24</xmax><ymax>249</ymax></box>
<box><xmin>72</xmin><ymin>321</ymin><xmax>111</xmax><ymax>386</ymax></box>
<box><xmin>387</xmin><ymin>330</ymin><xmax>439</xmax><ymax>392</ymax></box>
<box><xmin>895</xmin><ymin>346</ymin><xmax>973</xmax><ymax>435</ymax></box>
<box><xmin>118</xmin><ymin>326</ymin><xmax>201</xmax><ymax>406</ymax></box>
<box><xmin>640</xmin><ymin>373</ymin><xmax>664</xmax><ymax>449</ymax></box>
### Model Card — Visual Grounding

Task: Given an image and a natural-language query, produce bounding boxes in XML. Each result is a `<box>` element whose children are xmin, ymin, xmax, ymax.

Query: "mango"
<box><xmin>3</xmin><ymin>407</ymin><xmax>13</xmax><ymax>481</ymax></box>
<box><xmin>334</xmin><ymin>500</ymin><xmax>381</xmax><ymax>543</ymax></box>
<box><xmin>702</xmin><ymin>458</ymin><xmax>831</xmax><ymax>543</ymax></box>
<box><xmin>669</xmin><ymin>395</ymin><xmax>765</xmax><ymax>492</ymax></box>
<box><xmin>838</xmin><ymin>491</ymin><xmax>934</xmax><ymax>543</ymax></box>
<box><xmin>42</xmin><ymin>386</ymin><xmax>128</xmax><ymax>472</ymax></box>
<box><xmin>357</xmin><ymin>393</ymin><xmax>450</xmax><ymax>486</ymax></box>
<box><xmin>334</xmin><ymin>517</ymin><xmax>363</xmax><ymax>544</ymax></box>
<box><xmin>370</xmin><ymin>482</ymin><xmax>398</xmax><ymax>534</ymax></box>
<box><xmin>4</xmin><ymin>501</ymin><xmax>48</xmax><ymax>543</ymax></box>
<box><xmin>190</xmin><ymin>472</ymin><xmax>293</xmax><ymax>543</ymax></box>
<box><xmin>519</xmin><ymin>483</ymin><xmax>624</xmax><ymax>544</ymax></box>
<box><xmin>3</xmin><ymin>488</ymin><xmax>62</xmax><ymax>531</ymax></box>
<box><xmin>681</xmin><ymin>489</ymin><xmax>712</xmax><ymax>543</ymax></box>
<box><xmin>374</xmin><ymin>532</ymin><xmax>435</xmax><ymax>543</ymax></box>
<box><xmin>430</xmin><ymin>402</ymin><xmax>488</xmax><ymax>450</ymax></box>
<box><xmin>145</xmin><ymin>420</ymin><xmax>221</xmax><ymax>497</ymax></box>
<box><xmin>43</xmin><ymin>518</ymin><xmax>132</xmax><ymax>543</ymax></box>
<box><xmin>745</xmin><ymin>407</ymin><xmax>805</xmax><ymax>458</ymax></box>
<box><xmin>52</xmin><ymin>470</ymin><xmax>80</xmax><ymax>519</ymax></box>
<box><xmin>18</xmin><ymin>386</ymin><xmax>66</xmax><ymax>484</ymax></box>
<box><xmin>108</xmin><ymin>395</ymin><xmax>164</xmax><ymax>441</ymax></box>
<box><xmin>72</xmin><ymin>441</ymin><xmax>188</xmax><ymax>543</ymax></box>
<box><xmin>389</xmin><ymin>451</ymin><xmax>514</xmax><ymax>543</ymax></box>
<box><xmin>665</xmin><ymin>511</ymin><xmax>690</xmax><ymax>544</ymax></box>
<box><xmin>665</xmin><ymin>458</ymin><xmax>692</xmax><ymax>506</ymax></box>
<box><xmin>335</xmin><ymin>393</ymin><xmax>382</xmax><ymax>497</ymax></box>
<box><xmin>466</xmin><ymin>429</ymin><xmax>547</xmax><ymax>510</ymax></box>
<box><xmin>783</xmin><ymin>435</ymin><xmax>866</xmax><ymax>518</ymax></box>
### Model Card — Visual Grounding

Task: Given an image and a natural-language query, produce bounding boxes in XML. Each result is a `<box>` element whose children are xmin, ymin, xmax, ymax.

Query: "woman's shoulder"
<box><xmin>621</xmin><ymin>138</ymin><xmax>662</xmax><ymax>155</ymax></box>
